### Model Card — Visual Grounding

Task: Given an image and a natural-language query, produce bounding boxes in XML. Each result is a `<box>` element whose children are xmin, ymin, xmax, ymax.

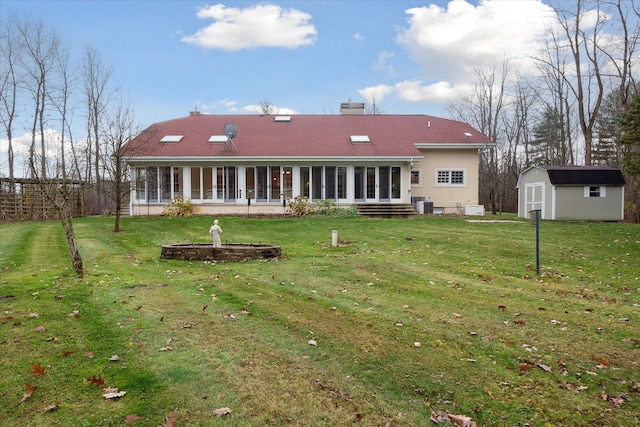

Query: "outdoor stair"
<box><xmin>355</xmin><ymin>203</ymin><xmax>417</xmax><ymax>219</ymax></box>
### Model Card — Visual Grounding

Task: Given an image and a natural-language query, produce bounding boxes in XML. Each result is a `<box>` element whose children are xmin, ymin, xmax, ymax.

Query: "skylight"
<box><xmin>350</xmin><ymin>135</ymin><xmax>371</xmax><ymax>143</ymax></box>
<box><xmin>208</xmin><ymin>135</ymin><xmax>228</xmax><ymax>143</ymax></box>
<box><xmin>274</xmin><ymin>115</ymin><xmax>291</xmax><ymax>122</ymax></box>
<box><xmin>160</xmin><ymin>135</ymin><xmax>183</xmax><ymax>143</ymax></box>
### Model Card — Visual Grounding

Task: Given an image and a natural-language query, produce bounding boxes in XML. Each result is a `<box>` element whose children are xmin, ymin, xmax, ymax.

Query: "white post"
<box><xmin>331</xmin><ymin>230</ymin><xmax>338</xmax><ymax>247</ymax></box>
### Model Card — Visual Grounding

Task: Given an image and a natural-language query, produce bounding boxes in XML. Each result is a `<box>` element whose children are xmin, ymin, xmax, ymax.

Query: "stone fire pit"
<box><xmin>161</xmin><ymin>243</ymin><xmax>281</xmax><ymax>262</ymax></box>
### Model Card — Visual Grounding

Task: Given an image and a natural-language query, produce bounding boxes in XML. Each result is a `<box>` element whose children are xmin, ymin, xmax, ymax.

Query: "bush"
<box><xmin>162</xmin><ymin>196</ymin><xmax>194</xmax><ymax>217</ymax></box>
<box><xmin>286</xmin><ymin>196</ymin><xmax>313</xmax><ymax>217</ymax></box>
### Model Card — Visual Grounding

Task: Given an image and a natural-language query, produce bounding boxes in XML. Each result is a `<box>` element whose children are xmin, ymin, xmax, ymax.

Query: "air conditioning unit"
<box><xmin>464</xmin><ymin>205</ymin><xmax>485</xmax><ymax>216</ymax></box>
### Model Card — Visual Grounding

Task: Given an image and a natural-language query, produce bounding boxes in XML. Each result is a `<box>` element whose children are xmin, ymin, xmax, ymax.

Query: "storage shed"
<box><xmin>517</xmin><ymin>165</ymin><xmax>626</xmax><ymax>221</ymax></box>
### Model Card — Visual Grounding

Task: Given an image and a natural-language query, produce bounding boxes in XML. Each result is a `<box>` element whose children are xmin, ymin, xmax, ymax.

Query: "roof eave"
<box><xmin>126</xmin><ymin>155</ymin><xmax>424</xmax><ymax>163</ymax></box>
<box><xmin>414</xmin><ymin>143</ymin><xmax>493</xmax><ymax>149</ymax></box>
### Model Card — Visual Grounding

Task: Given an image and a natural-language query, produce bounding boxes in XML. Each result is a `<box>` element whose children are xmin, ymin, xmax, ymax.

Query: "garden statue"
<box><xmin>209</xmin><ymin>220</ymin><xmax>223</xmax><ymax>247</ymax></box>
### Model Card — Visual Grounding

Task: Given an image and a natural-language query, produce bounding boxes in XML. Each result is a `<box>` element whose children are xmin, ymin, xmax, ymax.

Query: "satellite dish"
<box><xmin>224</xmin><ymin>123</ymin><xmax>238</xmax><ymax>139</ymax></box>
<box><xmin>222</xmin><ymin>123</ymin><xmax>238</xmax><ymax>152</ymax></box>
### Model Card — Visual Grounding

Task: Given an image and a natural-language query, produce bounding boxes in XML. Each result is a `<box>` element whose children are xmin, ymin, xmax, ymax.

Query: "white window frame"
<box><xmin>584</xmin><ymin>186</ymin><xmax>606</xmax><ymax>198</ymax></box>
<box><xmin>435</xmin><ymin>168</ymin><xmax>466</xmax><ymax>187</ymax></box>
<box><xmin>410</xmin><ymin>169</ymin><xmax>422</xmax><ymax>187</ymax></box>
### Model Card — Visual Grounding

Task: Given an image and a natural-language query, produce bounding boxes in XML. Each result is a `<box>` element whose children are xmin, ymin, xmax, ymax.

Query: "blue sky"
<box><xmin>1</xmin><ymin>0</ymin><xmax>559</xmax><ymax>128</ymax></box>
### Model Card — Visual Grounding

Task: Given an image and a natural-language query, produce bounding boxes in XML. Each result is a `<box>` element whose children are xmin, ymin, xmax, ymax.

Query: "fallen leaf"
<box><xmin>212</xmin><ymin>407</ymin><xmax>232</xmax><ymax>417</ymax></box>
<box><xmin>43</xmin><ymin>404</ymin><xmax>59</xmax><ymax>413</ymax></box>
<box><xmin>62</xmin><ymin>350</ymin><xmax>75</xmax><ymax>357</ymax></box>
<box><xmin>28</xmin><ymin>312</ymin><xmax>39</xmax><ymax>318</ymax></box>
<box><xmin>536</xmin><ymin>362</ymin><xmax>552</xmax><ymax>373</ymax></box>
<box><xmin>609</xmin><ymin>394</ymin><xmax>628</xmax><ymax>408</ymax></box>
<box><xmin>31</xmin><ymin>363</ymin><xmax>45</xmax><ymax>376</ymax></box>
<box><xmin>32</xmin><ymin>325</ymin><xmax>46</xmax><ymax>332</ymax></box>
<box><xmin>103</xmin><ymin>387</ymin><xmax>126</xmax><ymax>399</ymax></box>
<box><xmin>84</xmin><ymin>351</ymin><xmax>94</xmax><ymax>359</ymax></box>
<box><xmin>447</xmin><ymin>413</ymin><xmax>477</xmax><ymax>427</ymax></box>
<box><xmin>430</xmin><ymin>410</ymin><xmax>448</xmax><ymax>423</ymax></box>
<box><xmin>159</xmin><ymin>347</ymin><xmax>173</xmax><ymax>351</ymax></box>
<box><xmin>159</xmin><ymin>409</ymin><xmax>178</xmax><ymax>427</ymax></box>
<box><xmin>308</xmin><ymin>339</ymin><xmax>317</xmax><ymax>346</ymax></box>
<box><xmin>498</xmin><ymin>305</ymin><xmax>506</xmax><ymax>311</ymax></box>
<box><xmin>519</xmin><ymin>363</ymin><xmax>533</xmax><ymax>374</ymax></box>
<box><xmin>109</xmin><ymin>355</ymin><xmax>119</xmax><ymax>361</ymax></box>
<box><xmin>18</xmin><ymin>383</ymin><xmax>38</xmax><ymax>404</ymax></box>
<box><xmin>452</xmin><ymin>313</ymin><xmax>462</xmax><ymax>318</ymax></box>
<box><xmin>202</xmin><ymin>305</ymin><xmax>208</xmax><ymax>313</ymax></box>
<box><xmin>124</xmin><ymin>414</ymin><xmax>139</xmax><ymax>423</ymax></box>
<box><xmin>559</xmin><ymin>381</ymin><xmax>588</xmax><ymax>391</ymax></box>
<box><xmin>86</xmin><ymin>375</ymin><xmax>105</xmax><ymax>386</ymax></box>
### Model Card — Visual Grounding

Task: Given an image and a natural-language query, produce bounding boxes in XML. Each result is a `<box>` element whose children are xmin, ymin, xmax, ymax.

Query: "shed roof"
<box><xmin>539</xmin><ymin>165</ymin><xmax>626</xmax><ymax>186</ymax></box>
<box><xmin>124</xmin><ymin>113</ymin><xmax>492</xmax><ymax>159</ymax></box>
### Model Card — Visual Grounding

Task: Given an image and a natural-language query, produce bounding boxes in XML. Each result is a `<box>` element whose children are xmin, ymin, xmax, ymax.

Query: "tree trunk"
<box><xmin>59</xmin><ymin>210</ymin><xmax>84</xmax><ymax>278</ymax></box>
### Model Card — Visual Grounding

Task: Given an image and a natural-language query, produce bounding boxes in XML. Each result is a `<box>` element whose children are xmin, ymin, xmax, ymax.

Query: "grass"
<box><xmin>0</xmin><ymin>214</ymin><xmax>638</xmax><ymax>426</ymax></box>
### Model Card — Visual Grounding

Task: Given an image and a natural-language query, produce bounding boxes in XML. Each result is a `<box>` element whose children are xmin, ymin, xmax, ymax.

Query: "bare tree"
<box><xmin>101</xmin><ymin>96</ymin><xmax>145</xmax><ymax>232</ymax></box>
<box><xmin>16</xmin><ymin>17</ymin><xmax>84</xmax><ymax>276</ymax></box>
<box><xmin>365</xmin><ymin>91</ymin><xmax>385</xmax><ymax>115</ymax></box>
<box><xmin>81</xmin><ymin>46</ymin><xmax>113</xmax><ymax>211</ymax></box>
<box><xmin>18</xmin><ymin>18</ymin><xmax>62</xmax><ymax>178</ymax></box>
<box><xmin>448</xmin><ymin>60</ymin><xmax>509</xmax><ymax>214</ymax></box>
<box><xmin>259</xmin><ymin>99</ymin><xmax>277</xmax><ymax>115</ymax></box>
<box><xmin>0</xmin><ymin>17</ymin><xmax>23</xmax><ymax>182</ymax></box>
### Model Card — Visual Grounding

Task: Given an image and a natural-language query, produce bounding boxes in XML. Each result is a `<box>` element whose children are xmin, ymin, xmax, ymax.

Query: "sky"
<box><xmin>1</xmin><ymin>0</ymin><xmax>564</xmax><ymax>177</ymax></box>
<box><xmin>1</xmin><ymin>0</ymin><xmax>559</xmax><ymax>125</ymax></box>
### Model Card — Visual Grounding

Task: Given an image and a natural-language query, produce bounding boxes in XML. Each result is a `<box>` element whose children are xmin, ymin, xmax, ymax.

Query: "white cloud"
<box><xmin>394</xmin><ymin>80</ymin><xmax>471</xmax><ymax>103</ymax></box>
<box><xmin>200</xmin><ymin>99</ymin><xmax>239</xmax><ymax>111</ymax></box>
<box><xmin>356</xmin><ymin>1</ymin><xmax>560</xmax><ymax>111</ymax></box>
<box><xmin>359</xmin><ymin>80</ymin><xmax>471</xmax><ymax>105</ymax></box>
<box><xmin>181</xmin><ymin>3</ymin><xmax>317</xmax><ymax>50</ymax></box>
<box><xmin>372</xmin><ymin>51</ymin><xmax>396</xmax><ymax>74</ymax></box>
<box><xmin>358</xmin><ymin>84</ymin><xmax>395</xmax><ymax>104</ymax></box>
<box><xmin>0</xmin><ymin>130</ymin><xmax>71</xmax><ymax>178</ymax></box>
<box><xmin>396</xmin><ymin>0</ymin><xmax>557</xmax><ymax>80</ymax></box>
<box><xmin>353</xmin><ymin>32</ymin><xmax>364</xmax><ymax>41</ymax></box>
<box><xmin>241</xmin><ymin>104</ymin><xmax>298</xmax><ymax>115</ymax></box>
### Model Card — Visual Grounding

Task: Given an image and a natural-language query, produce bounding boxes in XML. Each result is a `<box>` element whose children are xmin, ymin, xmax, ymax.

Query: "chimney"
<box><xmin>340</xmin><ymin>101</ymin><xmax>365</xmax><ymax>115</ymax></box>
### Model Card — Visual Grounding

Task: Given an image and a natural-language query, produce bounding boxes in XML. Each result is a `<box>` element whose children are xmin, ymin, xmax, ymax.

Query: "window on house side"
<box><xmin>435</xmin><ymin>169</ymin><xmax>466</xmax><ymax>186</ymax></box>
<box><xmin>411</xmin><ymin>170</ymin><xmax>421</xmax><ymax>186</ymax></box>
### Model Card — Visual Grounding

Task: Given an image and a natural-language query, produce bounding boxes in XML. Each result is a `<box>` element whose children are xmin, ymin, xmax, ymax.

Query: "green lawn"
<box><xmin>1</xmin><ymin>215</ymin><xmax>638</xmax><ymax>426</ymax></box>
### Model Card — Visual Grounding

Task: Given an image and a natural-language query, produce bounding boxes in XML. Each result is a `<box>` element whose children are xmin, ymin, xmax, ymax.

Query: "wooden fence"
<box><xmin>0</xmin><ymin>178</ymin><xmax>86</xmax><ymax>221</ymax></box>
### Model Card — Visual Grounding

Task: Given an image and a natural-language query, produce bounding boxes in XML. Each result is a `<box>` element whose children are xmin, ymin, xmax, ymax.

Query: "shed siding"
<box><xmin>553</xmin><ymin>186</ymin><xmax>624</xmax><ymax>221</ymax></box>
<box><xmin>517</xmin><ymin>168</ymin><xmax>551</xmax><ymax>218</ymax></box>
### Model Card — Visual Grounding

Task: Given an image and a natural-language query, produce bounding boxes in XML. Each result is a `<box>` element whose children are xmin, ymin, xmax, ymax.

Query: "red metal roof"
<box><xmin>126</xmin><ymin>114</ymin><xmax>492</xmax><ymax>159</ymax></box>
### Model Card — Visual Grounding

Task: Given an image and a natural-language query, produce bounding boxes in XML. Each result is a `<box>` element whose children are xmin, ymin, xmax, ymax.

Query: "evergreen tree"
<box><xmin>593</xmin><ymin>91</ymin><xmax>623</xmax><ymax>167</ymax></box>
<box><xmin>530</xmin><ymin>107</ymin><xmax>566</xmax><ymax>165</ymax></box>
<box><xmin>619</xmin><ymin>93</ymin><xmax>640</xmax><ymax>175</ymax></box>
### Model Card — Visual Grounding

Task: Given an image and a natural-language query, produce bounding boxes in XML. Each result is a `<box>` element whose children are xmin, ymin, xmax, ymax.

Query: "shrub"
<box><xmin>286</xmin><ymin>196</ymin><xmax>313</xmax><ymax>217</ymax></box>
<box><xmin>162</xmin><ymin>196</ymin><xmax>194</xmax><ymax>217</ymax></box>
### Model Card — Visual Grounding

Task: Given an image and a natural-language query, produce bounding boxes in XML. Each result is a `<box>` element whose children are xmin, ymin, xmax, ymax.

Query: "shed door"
<box><xmin>524</xmin><ymin>183</ymin><xmax>544</xmax><ymax>218</ymax></box>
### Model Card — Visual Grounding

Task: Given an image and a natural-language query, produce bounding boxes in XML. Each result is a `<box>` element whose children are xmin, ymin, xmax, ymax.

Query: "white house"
<box><xmin>124</xmin><ymin>107</ymin><xmax>494</xmax><ymax>216</ymax></box>
<box><xmin>517</xmin><ymin>165</ymin><xmax>626</xmax><ymax>221</ymax></box>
